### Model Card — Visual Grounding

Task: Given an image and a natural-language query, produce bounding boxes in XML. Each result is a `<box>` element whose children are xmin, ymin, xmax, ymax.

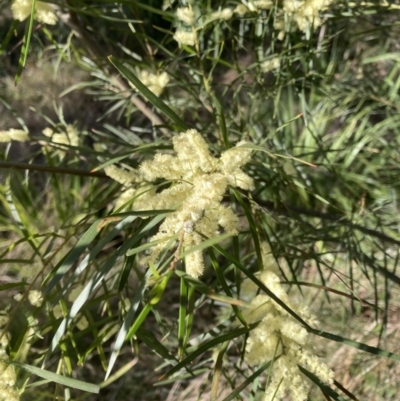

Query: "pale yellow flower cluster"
<box><xmin>0</xmin><ymin>314</ymin><xmax>19</xmax><ymax>401</ymax></box>
<box><xmin>104</xmin><ymin>165</ymin><xmax>155</xmax><ymax>211</ymax></box>
<box><xmin>281</xmin><ymin>0</ymin><xmax>335</xmax><ymax>32</ymax></box>
<box><xmin>210</xmin><ymin>8</ymin><xmax>234</xmax><ymax>20</ymax></box>
<box><xmin>174</xmin><ymin>6</ymin><xmax>197</xmax><ymax>46</ymax></box>
<box><xmin>260</xmin><ymin>57</ymin><xmax>281</xmax><ymax>72</ymax></box>
<box><xmin>42</xmin><ymin>125</ymin><xmax>79</xmax><ymax>157</ymax></box>
<box><xmin>130</xmin><ymin>70</ymin><xmax>170</xmax><ymax>97</ymax></box>
<box><xmin>105</xmin><ymin>129</ymin><xmax>254</xmax><ymax>277</ymax></box>
<box><xmin>139</xmin><ymin>130</ymin><xmax>253</xmax><ymax>277</ymax></box>
<box><xmin>176</xmin><ymin>7</ymin><xmax>195</xmax><ymax>25</ymax></box>
<box><xmin>242</xmin><ymin>245</ymin><xmax>334</xmax><ymax>401</ymax></box>
<box><xmin>0</xmin><ymin>129</ymin><xmax>29</xmax><ymax>143</ymax></box>
<box><xmin>27</xmin><ymin>290</ymin><xmax>43</xmax><ymax>307</ymax></box>
<box><xmin>234</xmin><ymin>0</ymin><xmax>335</xmax><ymax>36</ymax></box>
<box><xmin>11</xmin><ymin>0</ymin><xmax>57</xmax><ymax>25</ymax></box>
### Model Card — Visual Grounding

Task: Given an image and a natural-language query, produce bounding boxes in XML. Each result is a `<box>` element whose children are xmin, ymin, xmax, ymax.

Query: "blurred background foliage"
<box><xmin>1</xmin><ymin>0</ymin><xmax>400</xmax><ymax>400</ymax></box>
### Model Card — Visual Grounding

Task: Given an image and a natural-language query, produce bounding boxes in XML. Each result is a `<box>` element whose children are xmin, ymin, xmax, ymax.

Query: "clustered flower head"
<box><xmin>11</xmin><ymin>0</ymin><xmax>58</xmax><ymax>25</ymax></box>
<box><xmin>0</xmin><ymin>129</ymin><xmax>29</xmax><ymax>143</ymax></box>
<box><xmin>104</xmin><ymin>164</ymin><xmax>155</xmax><ymax>211</ymax></box>
<box><xmin>0</xmin><ymin>313</ymin><xmax>19</xmax><ymax>401</ymax></box>
<box><xmin>176</xmin><ymin>6</ymin><xmax>195</xmax><ymax>25</ymax></box>
<box><xmin>42</xmin><ymin>125</ymin><xmax>79</xmax><ymax>158</ymax></box>
<box><xmin>105</xmin><ymin>129</ymin><xmax>254</xmax><ymax>278</ymax></box>
<box><xmin>129</xmin><ymin>70</ymin><xmax>170</xmax><ymax>97</ymax></box>
<box><xmin>173</xmin><ymin>30</ymin><xmax>197</xmax><ymax>47</ymax></box>
<box><xmin>139</xmin><ymin>130</ymin><xmax>253</xmax><ymax>277</ymax></box>
<box><xmin>260</xmin><ymin>57</ymin><xmax>281</xmax><ymax>73</ymax></box>
<box><xmin>174</xmin><ymin>5</ymin><xmax>197</xmax><ymax>47</ymax></box>
<box><xmin>242</xmin><ymin>244</ymin><xmax>334</xmax><ymax>401</ymax></box>
<box><xmin>210</xmin><ymin>8</ymin><xmax>234</xmax><ymax>20</ymax></box>
<box><xmin>281</xmin><ymin>0</ymin><xmax>335</xmax><ymax>32</ymax></box>
<box><xmin>28</xmin><ymin>290</ymin><xmax>43</xmax><ymax>307</ymax></box>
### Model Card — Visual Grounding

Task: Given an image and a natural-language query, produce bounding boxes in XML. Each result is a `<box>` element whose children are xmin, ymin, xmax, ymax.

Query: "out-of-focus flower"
<box><xmin>0</xmin><ymin>129</ymin><xmax>29</xmax><ymax>143</ymax></box>
<box><xmin>173</xmin><ymin>30</ymin><xmax>197</xmax><ymax>46</ymax></box>
<box><xmin>28</xmin><ymin>290</ymin><xmax>43</xmax><ymax>307</ymax></box>
<box><xmin>253</xmin><ymin>0</ymin><xmax>274</xmax><ymax>10</ymax></box>
<box><xmin>234</xmin><ymin>4</ymin><xmax>249</xmax><ymax>15</ymax></box>
<box><xmin>260</xmin><ymin>57</ymin><xmax>281</xmax><ymax>72</ymax></box>
<box><xmin>176</xmin><ymin>7</ymin><xmax>195</xmax><ymax>25</ymax></box>
<box><xmin>76</xmin><ymin>315</ymin><xmax>89</xmax><ymax>331</ymax></box>
<box><xmin>11</xmin><ymin>0</ymin><xmax>58</xmax><ymax>25</ymax></box>
<box><xmin>211</xmin><ymin>8</ymin><xmax>234</xmax><ymax>20</ymax></box>
<box><xmin>42</xmin><ymin>125</ymin><xmax>79</xmax><ymax>158</ymax></box>
<box><xmin>129</xmin><ymin>70</ymin><xmax>170</xmax><ymax>96</ymax></box>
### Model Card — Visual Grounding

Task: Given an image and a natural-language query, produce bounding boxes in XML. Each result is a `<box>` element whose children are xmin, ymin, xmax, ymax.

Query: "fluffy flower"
<box><xmin>42</xmin><ymin>125</ymin><xmax>79</xmax><ymax>158</ymax></box>
<box><xmin>138</xmin><ymin>129</ymin><xmax>254</xmax><ymax>278</ymax></box>
<box><xmin>130</xmin><ymin>70</ymin><xmax>170</xmax><ymax>96</ymax></box>
<box><xmin>282</xmin><ymin>0</ymin><xmax>335</xmax><ymax>32</ymax></box>
<box><xmin>104</xmin><ymin>164</ymin><xmax>154</xmax><ymax>212</ymax></box>
<box><xmin>0</xmin><ymin>361</ymin><xmax>19</xmax><ymax>401</ymax></box>
<box><xmin>260</xmin><ymin>57</ymin><xmax>281</xmax><ymax>72</ymax></box>
<box><xmin>11</xmin><ymin>0</ymin><xmax>57</xmax><ymax>25</ymax></box>
<box><xmin>242</xmin><ymin>244</ymin><xmax>334</xmax><ymax>400</ymax></box>
<box><xmin>104</xmin><ymin>165</ymin><xmax>143</xmax><ymax>186</ymax></box>
<box><xmin>253</xmin><ymin>0</ymin><xmax>274</xmax><ymax>10</ymax></box>
<box><xmin>173</xmin><ymin>30</ymin><xmax>197</xmax><ymax>46</ymax></box>
<box><xmin>176</xmin><ymin>7</ymin><xmax>195</xmax><ymax>25</ymax></box>
<box><xmin>211</xmin><ymin>8</ymin><xmax>234</xmax><ymax>20</ymax></box>
<box><xmin>28</xmin><ymin>290</ymin><xmax>43</xmax><ymax>307</ymax></box>
<box><xmin>0</xmin><ymin>129</ymin><xmax>29</xmax><ymax>143</ymax></box>
<box><xmin>234</xmin><ymin>4</ymin><xmax>249</xmax><ymax>15</ymax></box>
<box><xmin>115</xmin><ymin>184</ymin><xmax>157</xmax><ymax>212</ymax></box>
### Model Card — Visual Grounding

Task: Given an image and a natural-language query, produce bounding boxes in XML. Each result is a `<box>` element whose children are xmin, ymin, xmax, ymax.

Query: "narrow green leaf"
<box><xmin>0</xmin><ymin>20</ymin><xmax>19</xmax><ymax>56</ymax></box>
<box><xmin>312</xmin><ymin>329</ymin><xmax>400</xmax><ymax>362</ymax></box>
<box><xmin>208</xmin><ymin>248</ymin><xmax>247</xmax><ymax>326</ymax></box>
<box><xmin>126</xmin><ymin>303</ymin><xmax>152</xmax><ymax>340</ymax></box>
<box><xmin>44</xmin><ymin>218</ymin><xmax>105</xmax><ymax>291</ymax></box>
<box><xmin>178</xmin><ymin>276</ymin><xmax>188</xmax><ymax>360</ymax></box>
<box><xmin>181</xmin><ymin>233</ymin><xmax>232</xmax><ymax>258</ymax></box>
<box><xmin>48</xmin><ymin>214</ymin><xmax>167</xmax><ymax>357</ymax></box>
<box><xmin>220</xmin><ymin>360</ymin><xmax>273</xmax><ymax>401</ymax></box>
<box><xmin>0</xmin><ymin>282</ymin><xmax>28</xmax><ymax>291</ymax></box>
<box><xmin>211</xmin><ymin>93</ymin><xmax>229</xmax><ymax>149</ymax></box>
<box><xmin>137</xmin><ymin>327</ymin><xmax>177</xmax><ymax>362</ymax></box>
<box><xmin>160</xmin><ymin>325</ymin><xmax>256</xmax><ymax>380</ymax></box>
<box><xmin>15</xmin><ymin>0</ymin><xmax>37</xmax><ymax>84</ymax></box>
<box><xmin>14</xmin><ymin>362</ymin><xmax>100</xmax><ymax>394</ymax></box>
<box><xmin>298</xmin><ymin>366</ymin><xmax>347</xmax><ymax>401</ymax></box>
<box><xmin>212</xmin><ymin>244</ymin><xmax>312</xmax><ymax>330</ymax></box>
<box><xmin>105</xmin><ymin>273</ymin><xmax>149</xmax><ymax>380</ymax></box>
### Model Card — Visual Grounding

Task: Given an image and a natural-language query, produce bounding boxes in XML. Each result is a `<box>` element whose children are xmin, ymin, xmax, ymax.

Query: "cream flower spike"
<box><xmin>129</xmin><ymin>70</ymin><xmax>170</xmax><ymax>97</ymax></box>
<box><xmin>242</xmin><ymin>243</ymin><xmax>334</xmax><ymax>400</ymax></box>
<box><xmin>173</xmin><ymin>30</ymin><xmax>197</xmax><ymax>46</ymax></box>
<box><xmin>0</xmin><ymin>129</ymin><xmax>29</xmax><ymax>143</ymax></box>
<box><xmin>138</xmin><ymin>129</ymin><xmax>254</xmax><ymax>278</ymax></box>
<box><xmin>176</xmin><ymin>7</ymin><xmax>195</xmax><ymax>26</ymax></box>
<box><xmin>12</xmin><ymin>0</ymin><xmax>58</xmax><ymax>25</ymax></box>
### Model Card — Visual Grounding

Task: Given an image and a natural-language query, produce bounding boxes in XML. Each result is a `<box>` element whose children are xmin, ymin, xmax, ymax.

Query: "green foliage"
<box><xmin>1</xmin><ymin>1</ymin><xmax>400</xmax><ymax>400</ymax></box>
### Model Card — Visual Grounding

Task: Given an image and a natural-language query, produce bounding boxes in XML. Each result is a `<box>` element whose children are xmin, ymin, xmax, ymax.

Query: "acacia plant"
<box><xmin>1</xmin><ymin>0</ymin><xmax>400</xmax><ymax>400</ymax></box>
